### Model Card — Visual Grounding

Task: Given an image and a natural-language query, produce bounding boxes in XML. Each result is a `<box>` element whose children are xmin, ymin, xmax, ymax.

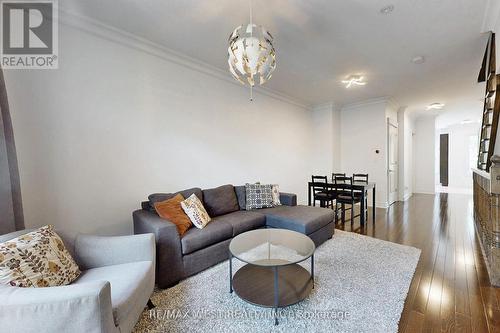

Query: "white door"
<box><xmin>388</xmin><ymin>120</ymin><xmax>399</xmax><ymax>206</ymax></box>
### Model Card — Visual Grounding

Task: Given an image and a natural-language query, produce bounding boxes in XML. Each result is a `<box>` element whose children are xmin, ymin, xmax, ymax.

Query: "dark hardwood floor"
<box><xmin>336</xmin><ymin>193</ymin><xmax>500</xmax><ymax>333</ymax></box>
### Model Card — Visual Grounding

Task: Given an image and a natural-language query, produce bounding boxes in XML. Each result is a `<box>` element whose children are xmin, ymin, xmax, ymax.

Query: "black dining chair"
<box><xmin>353</xmin><ymin>173</ymin><xmax>369</xmax><ymax>221</ymax></box>
<box><xmin>332</xmin><ymin>172</ymin><xmax>349</xmax><ymax>198</ymax></box>
<box><xmin>311</xmin><ymin>175</ymin><xmax>336</xmax><ymax>208</ymax></box>
<box><xmin>332</xmin><ymin>173</ymin><xmax>346</xmax><ymax>183</ymax></box>
<box><xmin>335</xmin><ymin>176</ymin><xmax>363</xmax><ymax>224</ymax></box>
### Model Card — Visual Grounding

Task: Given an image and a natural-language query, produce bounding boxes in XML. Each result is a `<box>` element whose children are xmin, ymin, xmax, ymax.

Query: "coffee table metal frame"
<box><xmin>228</xmin><ymin>229</ymin><xmax>315</xmax><ymax>325</ymax></box>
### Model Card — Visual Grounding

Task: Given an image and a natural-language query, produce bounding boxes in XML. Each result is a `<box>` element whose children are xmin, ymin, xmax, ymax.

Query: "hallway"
<box><xmin>337</xmin><ymin>193</ymin><xmax>499</xmax><ymax>332</ymax></box>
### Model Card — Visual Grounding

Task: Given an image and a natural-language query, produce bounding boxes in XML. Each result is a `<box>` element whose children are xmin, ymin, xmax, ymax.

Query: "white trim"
<box><xmin>413</xmin><ymin>191</ymin><xmax>435</xmax><ymax>195</ymax></box>
<box><xmin>374</xmin><ymin>202</ymin><xmax>389</xmax><ymax>209</ymax></box>
<box><xmin>387</xmin><ymin>117</ymin><xmax>398</xmax><ymax>128</ymax></box>
<box><xmin>386</xmin><ymin>98</ymin><xmax>401</xmax><ymax>112</ymax></box>
<box><xmin>387</xmin><ymin>118</ymin><xmax>399</xmax><ymax>206</ymax></box>
<box><xmin>366</xmin><ymin>200</ymin><xmax>389</xmax><ymax>209</ymax></box>
<box><xmin>57</xmin><ymin>8</ymin><xmax>311</xmax><ymax>110</ymax></box>
<box><xmin>403</xmin><ymin>192</ymin><xmax>412</xmax><ymax>201</ymax></box>
<box><xmin>312</xmin><ymin>101</ymin><xmax>335</xmax><ymax>110</ymax></box>
<box><xmin>340</xmin><ymin>96</ymin><xmax>391</xmax><ymax>110</ymax></box>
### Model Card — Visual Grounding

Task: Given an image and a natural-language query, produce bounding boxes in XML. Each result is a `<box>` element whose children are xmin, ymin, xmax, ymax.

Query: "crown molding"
<box><xmin>57</xmin><ymin>8</ymin><xmax>310</xmax><ymax>110</ymax></box>
<box><xmin>340</xmin><ymin>96</ymin><xmax>391</xmax><ymax>110</ymax></box>
<box><xmin>386</xmin><ymin>97</ymin><xmax>401</xmax><ymax>111</ymax></box>
<box><xmin>311</xmin><ymin>101</ymin><xmax>336</xmax><ymax>110</ymax></box>
<box><xmin>481</xmin><ymin>0</ymin><xmax>500</xmax><ymax>33</ymax></box>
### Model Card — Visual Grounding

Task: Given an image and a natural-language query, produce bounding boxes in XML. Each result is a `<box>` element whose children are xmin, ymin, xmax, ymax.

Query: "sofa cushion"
<box><xmin>260</xmin><ymin>205</ymin><xmax>334</xmax><ymax>234</ymax></box>
<box><xmin>154</xmin><ymin>194</ymin><xmax>192</xmax><ymax>236</ymax></box>
<box><xmin>73</xmin><ymin>261</ymin><xmax>153</xmax><ymax>326</ymax></box>
<box><xmin>148</xmin><ymin>188</ymin><xmax>203</xmax><ymax>207</ymax></box>
<box><xmin>234</xmin><ymin>185</ymin><xmax>246</xmax><ymax>210</ymax></box>
<box><xmin>211</xmin><ymin>211</ymin><xmax>266</xmax><ymax>236</ymax></box>
<box><xmin>202</xmin><ymin>184</ymin><xmax>239</xmax><ymax>217</ymax></box>
<box><xmin>181</xmin><ymin>219</ymin><xmax>233</xmax><ymax>255</ymax></box>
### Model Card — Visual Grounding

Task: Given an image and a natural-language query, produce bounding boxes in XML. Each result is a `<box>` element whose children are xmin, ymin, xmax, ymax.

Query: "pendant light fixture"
<box><xmin>227</xmin><ymin>0</ymin><xmax>276</xmax><ymax>101</ymax></box>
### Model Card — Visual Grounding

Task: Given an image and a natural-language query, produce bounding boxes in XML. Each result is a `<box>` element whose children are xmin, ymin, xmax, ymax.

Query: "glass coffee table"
<box><xmin>229</xmin><ymin>228</ymin><xmax>315</xmax><ymax>325</ymax></box>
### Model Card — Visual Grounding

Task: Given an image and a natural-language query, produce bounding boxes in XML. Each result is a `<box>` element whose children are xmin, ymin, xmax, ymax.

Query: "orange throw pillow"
<box><xmin>154</xmin><ymin>194</ymin><xmax>192</xmax><ymax>236</ymax></box>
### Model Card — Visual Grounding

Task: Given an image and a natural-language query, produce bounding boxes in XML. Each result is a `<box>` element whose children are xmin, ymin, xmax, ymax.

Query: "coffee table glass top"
<box><xmin>229</xmin><ymin>229</ymin><xmax>315</xmax><ymax>266</ymax></box>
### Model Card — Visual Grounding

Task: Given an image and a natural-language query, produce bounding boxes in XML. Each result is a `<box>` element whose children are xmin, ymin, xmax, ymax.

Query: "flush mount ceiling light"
<box><xmin>227</xmin><ymin>0</ymin><xmax>276</xmax><ymax>101</ymax></box>
<box><xmin>411</xmin><ymin>56</ymin><xmax>425</xmax><ymax>64</ymax></box>
<box><xmin>461</xmin><ymin>119</ymin><xmax>474</xmax><ymax>124</ymax></box>
<box><xmin>426</xmin><ymin>102</ymin><xmax>445</xmax><ymax>110</ymax></box>
<box><xmin>341</xmin><ymin>75</ymin><xmax>367</xmax><ymax>88</ymax></box>
<box><xmin>380</xmin><ymin>4</ymin><xmax>394</xmax><ymax>14</ymax></box>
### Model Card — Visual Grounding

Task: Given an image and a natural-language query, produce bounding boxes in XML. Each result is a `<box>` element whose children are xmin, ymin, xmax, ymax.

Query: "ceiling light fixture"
<box><xmin>461</xmin><ymin>119</ymin><xmax>474</xmax><ymax>124</ymax></box>
<box><xmin>227</xmin><ymin>0</ymin><xmax>276</xmax><ymax>101</ymax></box>
<box><xmin>380</xmin><ymin>5</ymin><xmax>394</xmax><ymax>14</ymax></box>
<box><xmin>341</xmin><ymin>75</ymin><xmax>367</xmax><ymax>88</ymax></box>
<box><xmin>426</xmin><ymin>102</ymin><xmax>445</xmax><ymax>110</ymax></box>
<box><xmin>411</xmin><ymin>56</ymin><xmax>425</xmax><ymax>64</ymax></box>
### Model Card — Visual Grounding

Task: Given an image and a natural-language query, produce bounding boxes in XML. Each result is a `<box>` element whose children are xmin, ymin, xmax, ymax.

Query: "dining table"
<box><xmin>307</xmin><ymin>181</ymin><xmax>376</xmax><ymax>225</ymax></box>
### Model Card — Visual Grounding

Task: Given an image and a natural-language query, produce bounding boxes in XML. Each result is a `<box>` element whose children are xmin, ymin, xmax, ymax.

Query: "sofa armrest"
<box><xmin>133</xmin><ymin>210</ymin><xmax>184</xmax><ymax>288</ymax></box>
<box><xmin>280</xmin><ymin>192</ymin><xmax>297</xmax><ymax>206</ymax></box>
<box><xmin>74</xmin><ymin>233</ymin><xmax>155</xmax><ymax>270</ymax></box>
<box><xmin>0</xmin><ymin>281</ymin><xmax>115</xmax><ymax>333</ymax></box>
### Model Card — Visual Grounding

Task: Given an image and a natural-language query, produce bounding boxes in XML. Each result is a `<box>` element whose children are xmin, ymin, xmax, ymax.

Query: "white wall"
<box><xmin>413</xmin><ymin>116</ymin><xmax>436</xmax><ymax>194</ymax></box>
<box><xmin>311</xmin><ymin>104</ymin><xmax>334</xmax><ymax>175</ymax></box>
<box><xmin>5</xmin><ymin>22</ymin><xmax>317</xmax><ymax>235</ymax></box>
<box><xmin>438</xmin><ymin>122</ymin><xmax>479</xmax><ymax>191</ymax></box>
<box><xmin>332</xmin><ymin>106</ymin><xmax>341</xmax><ymax>172</ymax></box>
<box><xmin>340</xmin><ymin>99</ymin><xmax>389</xmax><ymax>207</ymax></box>
<box><xmin>311</xmin><ymin>103</ymin><xmax>341</xmax><ymax>176</ymax></box>
<box><xmin>404</xmin><ymin>112</ymin><xmax>415</xmax><ymax>199</ymax></box>
<box><xmin>397</xmin><ymin>107</ymin><xmax>414</xmax><ymax>201</ymax></box>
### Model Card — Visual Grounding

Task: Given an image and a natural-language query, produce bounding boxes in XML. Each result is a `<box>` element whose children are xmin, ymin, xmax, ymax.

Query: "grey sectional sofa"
<box><xmin>133</xmin><ymin>184</ymin><xmax>334</xmax><ymax>288</ymax></box>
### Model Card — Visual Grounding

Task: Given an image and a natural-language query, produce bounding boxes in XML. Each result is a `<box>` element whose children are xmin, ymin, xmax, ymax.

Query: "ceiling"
<box><xmin>61</xmin><ymin>0</ymin><xmax>490</xmax><ymax>118</ymax></box>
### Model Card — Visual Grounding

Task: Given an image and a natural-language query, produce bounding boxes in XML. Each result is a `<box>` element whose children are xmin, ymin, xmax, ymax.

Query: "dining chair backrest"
<box><xmin>311</xmin><ymin>175</ymin><xmax>328</xmax><ymax>194</ymax></box>
<box><xmin>353</xmin><ymin>173</ymin><xmax>369</xmax><ymax>184</ymax></box>
<box><xmin>334</xmin><ymin>176</ymin><xmax>354</xmax><ymax>198</ymax></box>
<box><xmin>332</xmin><ymin>173</ymin><xmax>346</xmax><ymax>183</ymax></box>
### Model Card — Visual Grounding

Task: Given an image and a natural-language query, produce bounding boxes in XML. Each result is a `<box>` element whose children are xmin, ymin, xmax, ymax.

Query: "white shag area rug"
<box><xmin>133</xmin><ymin>230</ymin><xmax>421</xmax><ymax>333</ymax></box>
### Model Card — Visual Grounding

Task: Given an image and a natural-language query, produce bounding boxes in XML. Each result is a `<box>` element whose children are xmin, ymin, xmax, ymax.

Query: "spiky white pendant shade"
<box><xmin>227</xmin><ymin>23</ymin><xmax>276</xmax><ymax>87</ymax></box>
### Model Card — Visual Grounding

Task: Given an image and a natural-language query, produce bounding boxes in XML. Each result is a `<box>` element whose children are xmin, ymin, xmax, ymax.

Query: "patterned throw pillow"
<box><xmin>271</xmin><ymin>184</ymin><xmax>281</xmax><ymax>206</ymax></box>
<box><xmin>181</xmin><ymin>194</ymin><xmax>212</xmax><ymax>229</ymax></box>
<box><xmin>0</xmin><ymin>225</ymin><xmax>81</xmax><ymax>288</ymax></box>
<box><xmin>245</xmin><ymin>183</ymin><xmax>274</xmax><ymax>210</ymax></box>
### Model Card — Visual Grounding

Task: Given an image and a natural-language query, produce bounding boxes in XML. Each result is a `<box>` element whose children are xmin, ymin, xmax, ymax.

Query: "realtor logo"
<box><xmin>1</xmin><ymin>0</ymin><xmax>58</xmax><ymax>69</ymax></box>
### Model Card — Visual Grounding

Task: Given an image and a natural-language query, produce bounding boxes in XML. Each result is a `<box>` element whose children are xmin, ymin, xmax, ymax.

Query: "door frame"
<box><xmin>387</xmin><ymin>118</ymin><xmax>399</xmax><ymax>206</ymax></box>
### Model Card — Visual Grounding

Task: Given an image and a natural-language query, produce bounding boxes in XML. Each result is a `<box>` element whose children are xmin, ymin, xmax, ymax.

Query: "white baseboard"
<box><xmin>367</xmin><ymin>202</ymin><xmax>389</xmax><ymax>209</ymax></box>
<box><xmin>413</xmin><ymin>191</ymin><xmax>435</xmax><ymax>195</ymax></box>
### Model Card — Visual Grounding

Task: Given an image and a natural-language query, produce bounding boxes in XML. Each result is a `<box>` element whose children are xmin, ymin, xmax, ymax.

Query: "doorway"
<box><xmin>388</xmin><ymin>119</ymin><xmax>399</xmax><ymax>206</ymax></box>
<box><xmin>439</xmin><ymin>133</ymin><xmax>449</xmax><ymax>186</ymax></box>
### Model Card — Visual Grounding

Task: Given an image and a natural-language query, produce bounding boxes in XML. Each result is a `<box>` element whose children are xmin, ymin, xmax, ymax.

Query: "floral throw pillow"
<box><xmin>271</xmin><ymin>184</ymin><xmax>281</xmax><ymax>206</ymax></box>
<box><xmin>181</xmin><ymin>194</ymin><xmax>212</xmax><ymax>229</ymax></box>
<box><xmin>245</xmin><ymin>183</ymin><xmax>274</xmax><ymax>210</ymax></box>
<box><xmin>0</xmin><ymin>225</ymin><xmax>81</xmax><ymax>287</ymax></box>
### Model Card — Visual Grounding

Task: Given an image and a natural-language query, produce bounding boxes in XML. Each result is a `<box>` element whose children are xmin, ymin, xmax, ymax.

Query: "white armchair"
<box><xmin>0</xmin><ymin>230</ymin><xmax>155</xmax><ymax>333</ymax></box>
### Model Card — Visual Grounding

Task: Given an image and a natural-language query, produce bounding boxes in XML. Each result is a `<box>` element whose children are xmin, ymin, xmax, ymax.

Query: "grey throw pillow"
<box><xmin>245</xmin><ymin>183</ymin><xmax>274</xmax><ymax>210</ymax></box>
<box><xmin>202</xmin><ymin>185</ymin><xmax>239</xmax><ymax>217</ymax></box>
<box><xmin>234</xmin><ymin>185</ymin><xmax>247</xmax><ymax>210</ymax></box>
